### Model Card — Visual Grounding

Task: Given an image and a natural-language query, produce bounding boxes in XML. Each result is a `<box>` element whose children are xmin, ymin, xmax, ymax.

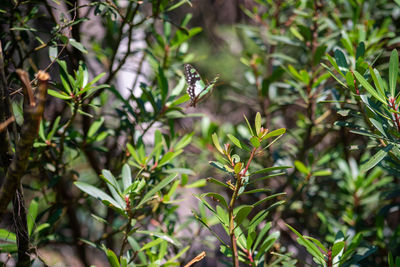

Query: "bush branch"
<box><xmin>0</xmin><ymin>70</ymin><xmax>49</xmax><ymax>220</ymax></box>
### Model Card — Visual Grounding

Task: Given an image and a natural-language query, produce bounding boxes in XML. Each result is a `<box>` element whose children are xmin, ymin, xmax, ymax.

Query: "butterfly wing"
<box><xmin>192</xmin><ymin>74</ymin><xmax>220</xmax><ymax>106</ymax></box>
<box><xmin>198</xmin><ymin>75</ymin><xmax>219</xmax><ymax>99</ymax></box>
<box><xmin>184</xmin><ymin>64</ymin><xmax>206</xmax><ymax>106</ymax></box>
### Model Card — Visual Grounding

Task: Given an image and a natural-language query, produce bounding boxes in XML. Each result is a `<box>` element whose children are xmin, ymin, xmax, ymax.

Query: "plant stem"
<box><xmin>119</xmin><ymin>215</ymin><xmax>133</xmax><ymax>257</ymax></box>
<box><xmin>228</xmin><ymin>147</ymin><xmax>257</xmax><ymax>267</ymax></box>
<box><xmin>13</xmin><ymin>184</ymin><xmax>30</xmax><ymax>267</ymax></box>
<box><xmin>228</xmin><ymin>179</ymin><xmax>241</xmax><ymax>267</ymax></box>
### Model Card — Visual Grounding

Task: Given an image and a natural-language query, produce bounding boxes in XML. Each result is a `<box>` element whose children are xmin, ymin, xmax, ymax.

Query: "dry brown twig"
<box><xmin>184</xmin><ymin>251</ymin><xmax>206</xmax><ymax>267</ymax></box>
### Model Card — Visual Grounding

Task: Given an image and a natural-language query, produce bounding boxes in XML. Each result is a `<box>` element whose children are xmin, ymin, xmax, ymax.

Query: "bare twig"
<box><xmin>183</xmin><ymin>251</ymin><xmax>206</xmax><ymax>267</ymax></box>
<box><xmin>0</xmin><ymin>116</ymin><xmax>15</xmax><ymax>132</ymax></box>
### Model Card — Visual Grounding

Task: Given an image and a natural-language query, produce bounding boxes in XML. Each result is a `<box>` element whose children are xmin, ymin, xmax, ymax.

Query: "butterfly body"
<box><xmin>184</xmin><ymin>64</ymin><xmax>219</xmax><ymax>107</ymax></box>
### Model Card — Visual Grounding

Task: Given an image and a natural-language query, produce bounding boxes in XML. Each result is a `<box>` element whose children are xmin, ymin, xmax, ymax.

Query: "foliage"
<box><xmin>0</xmin><ymin>0</ymin><xmax>399</xmax><ymax>266</ymax></box>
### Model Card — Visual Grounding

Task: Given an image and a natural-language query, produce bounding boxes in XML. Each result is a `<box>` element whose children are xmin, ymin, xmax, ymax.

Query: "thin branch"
<box><xmin>13</xmin><ymin>184</ymin><xmax>30</xmax><ymax>266</ymax></box>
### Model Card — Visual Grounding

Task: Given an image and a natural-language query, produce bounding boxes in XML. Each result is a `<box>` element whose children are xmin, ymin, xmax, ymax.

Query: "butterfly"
<box><xmin>184</xmin><ymin>64</ymin><xmax>219</xmax><ymax>107</ymax></box>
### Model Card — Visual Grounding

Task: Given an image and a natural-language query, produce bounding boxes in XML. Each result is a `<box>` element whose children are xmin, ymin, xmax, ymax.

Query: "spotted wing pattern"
<box><xmin>184</xmin><ymin>64</ymin><xmax>219</xmax><ymax>107</ymax></box>
<box><xmin>184</xmin><ymin>64</ymin><xmax>203</xmax><ymax>103</ymax></box>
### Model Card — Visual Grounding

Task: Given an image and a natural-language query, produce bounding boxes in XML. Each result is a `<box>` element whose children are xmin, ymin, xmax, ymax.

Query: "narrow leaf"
<box><xmin>389</xmin><ymin>49</ymin><xmax>399</xmax><ymax>97</ymax></box>
<box><xmin>48</xmin><ymin>89</ymin><xmax>72</xmax><ymax>100</ymax></box>
<box><xmin>227</xmin><ymin>134</ymin><xmax>242</xmax><ymax>149</ymax></box>
<box><xmin>235</xmin><ymin>205</ymin><xmax>253</xmax><ymax>227</ymax></box>
<box><xmin>122</xmin><ymin>164</ymin><xmax>132</xmax><ymax>191</ymax></box>
<box><xmin>27</xmin><ymin>199</ymin><xmax>38</xmax><ymax>236</ymax></box>
<box><xmin>137</xmin><ymin>173</ymin><xmax>177</xmax><ymax>207</ymax></box>
<box><xmin>74</xmin><ymin>182</ymin><xmax>121</xmax><ymax>209</ymax></box>
<box><xmin>331</xmin><ymin>241</ymin><xmax>345</xmax><ymax>258</ymax></box>
<box><xmin>360</xmin><ymin>145</ymin><xmax>392</xmax><ymax>173</ymax></box>
<box><xmin>255</xmin><ymin>112</ymin><xmax>261</xmax><ymax>135</ymax></box>
<box><xmin>353</xmin><ymin>71</ymin><xmax>387</xmax><ymax>104</ymax></box>
<box><xmin>212</xmin><ymin>133</ymin><xmax>224</xmax><ymax>154</ymax></box>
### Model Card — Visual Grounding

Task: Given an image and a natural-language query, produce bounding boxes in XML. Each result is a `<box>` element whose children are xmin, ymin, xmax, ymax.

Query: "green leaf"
<box><xmin>294</xmin><ymin>161</ymin><xmax>309</xmax><ymax>174</ymax></box>
<box><xmin>33</xmin><ymin>223</ymin><xmax>50</xmax><ymax>235</ymax></box>
<box><xmin>106</xmin><ymin>249</ymin><xmax>120</xmax><ymax>267</ymax></box>
<box><xmin>334</xmin><ymin>49</ymin><xmax>348</xmax><ymax>72</ymax></box>
<box><xmin>254</xmin><ymin>231</ymin><xmax>279</xmax><ymax>261</ymax></box>
<box><xmin>355</xmin><ymin>42</ymin><xmax>365</xmax><ymax>59</ymax></box>
<box><xmin>158</xmin><ymin>65</ymin><xmax>168</xmax><ymax>104</ymax></box>
<box><xmin>248</xmin><ymin>210</ymin><xmax>269</xmax><ymax>233</ymax></box>
<box><xmin>137</xmin><ymin>230</ymin><xmax>181</xmax><ymax>247</ymax></box>
<box><xmin>227</xmin><ymin>134</ymin><xmax>242</xmax><ymax>149</ymax></box>
<box><xmin>300</xmin><ymin>70</ymin><xmax>310</xmax><ymax>84</ymax></box>
<box><xmin>159</xmin><ymin>150</ymin><xmax>183</xmax><ymax>166</ymax></box>
<box><xmin>370</xmin><ymin>68</ymin><xmax>386</xmax><ymax>98</ymax></box>
<box><xmin>48</xmin><ymin>89</ymin><xmax>72</xmax><ymax>100</ymax></box>
<box><xmin>263</xmin><ymin>128</ymin><xmax>286</xmax><ymax>140</ymax></box>
<box><xmin>209</xmin><ymin>161</ymin><xmax>233</xmax><ymax>174</ymax></box>
<box><xmin>81</xmin><ymin>84</ymin><xmax>109</xmax><ymax>98</ymax></box>
<box><xmin>120</xmin><ymin>257</ymin><xmax>127</xmax><ymax>267</ymax></box>
<box><xmin>192</xmin><ymin>210</ymin><xmax>228</xmax><ymax>246</ymax></box>
<box><xmin>166</xmin><ymin>0</ymin><xmax>191</xmax><ymax>11</ymax></box>
<box><xmin>74</xmin><ymin>182</ymin><xmax>122</xmax><ymax>209</ymax></box>
<box><xmin>102</xmin><ymin>169</ymin><xmax>122</xmax><ymax>194</ymax></box>
<box><xmin>353</xmin><ymin>71</ymin><xmax>387</xmax><ymax>104</ymax></box>
<box><xmin>246</xmin><ymin>230</ymin><xmax>257</xmax><ymax>251</ymax></box>
<box><xmin>250</xmin><ymin>136</ymin><xmax>260</xmax><ymax>148</ymax></box>
<box><xmin>234</xmin><ymin>162</ymin><xmax>243</xmax><ymax>174</ymax></box>
<box><xmin>88</xmin><ymin>117</ymin><xmax>104</xmax><ymax>138</ymax></box>
<box><xmin>46</xmin><ymin>116</ymin><xmax>60</xmax><ymax>141</ymax></box>
<box><xmin>304</xmin><ymin>236</ymin><xmax>327</xmax><ymax>253</ymax></box>
<box><xmin>241</xmin><ymin>188</ymin><xmax>270</xmax><ymax>195</ymax></box>
<box><xmin>121</xmin><ymin>164</ymin><xmax>132</xmax><ymax>191</ymax></box>
<box><xmin>389</xmin><ymin>49</ymin><xmax>399</xmax><ymax>97</ymax></box>
<box><xmin>140</xmin><ymin>238</ymin><xmax>163</xmax><ymax>251</ymax></box>
<box><xmin>27</xmin><ymin>199</ymin><xmax>38</xmax><ymax>236</ymax></box>
<box><xmin>175</xmin><ymin>133</ymin><xmax>193</xmax><ymax>150</ymax></box>
<box><xmin>388</xmin><ymin>252</ymin><xmax>394</xmax><ymax>267</ymax></box>
<box><xmin>39</xmin><ymin>120</ymin><xmax>46</xmax><ymax>141</ymax></box>
<box><xmin>255</xmin><ymin>112</ymin><xmax>261</xmax><ymax>135</ymax></box>
<box><xmin>185</xmin><ymin>178</ymin><xmax>207</xmax><ymax>188</ymax></box>
<box><xmin>251</xmin><ymin>166</ymin><xmax>291</xmax><ymax>175</ymax></box>
<box><xmin>360</xmin><ymin>145</ymin><xmax>392</xmax><ymax>173</ymax></box>
<box><xmin>193</xmin><ymin>195</ymin><xmax>216</xmax><ymax>216</ymax></box>
<box><xmin>127</xmin><ymin>143</ymin><xmax>142</xmax><ymax>166</ymax></box>
<box><xmin>77</xmin><ymin>108</ymin><xmax>93</xmax><ymax>118</ymax></box>
<box><xmin>235</xmin><ymin>205</ymin><xmax>253</xmax><ymax>227</ymax></box>
<box><xmin>243</xmin><ymin>115</ymin><xmax>255</xmax><ymax>136</ymax></box>
<box><xmin>326</xmin><ymin>54</ymin><xmax>344</xmax><ymax>78</ymax></box>
<box><xmin>331</xmin><ymin>241</ymin><xmax>345</xmax><ymax>258</ymax></box>
<box><xmin>137</xmin><ymin>173</ymin><xmax>177</xmax><ymax>207</ymax></box>
<box><xmin>165</xmin><ymin>246</ymin><xmax>190</xmax><ymax>264</ymax></box>
<box><xmin>286</xmin><ymin>224</ymin><xmax>325</xmax><ymax>263</ymax></box>
<box><xmin>314</xmin><ymin>45</ymin><xmax>327</xmax><ymax>65</ymax></box>
<box><xmin>49</xmin><ymin>46</ymin><xmax>58</xmax><ymax>61</ymax></box>
<box><xmin>69</xmin><ymin>38</ymin><xmax>87</xmax><ymax>53</ymax></box>
<box><xmin>0</xmin><ymin>243</ymin><xmax>17</xmax><ymax>252</ymax></box>
<box><xmin>253</xmin><ymin>194</ymin><xmax>286</xmax><ymax>207</ymax></box>
<box><xmin>164</xmin><ymin>168</ymin><xmax>194</xmax><ymax>176</ymax></box>
<box><xmin>312</xmin><ymin>169</ymin><xmax>332</xmax><ymax>176</ymax></box>
<box><xmin>206</xmin><ymin>177</ymin><xmax>230</xmax><ymax>188</ymax></box>
<box><xmin>84</xmin><ymin>72</ymin><xmax>105</xmax><ymax>90</ymax></box>
<box><xmin>0</xmin><ymin>229</ymin><xmax>16</xmax><ymax>242</ymax></box>
<box><xmin>202</xmin><ymin>192</ymin><xmax>228</xmax><ymax>209</ymax></box>
<box><xmin>287</xmin><ymin>65</ymin><xmax>303</xmax><ymax>81</ymax></box>
<box><xmin>170</xmin><ymin>94</ymin><xmax>190</xmax><ymax>106</ymax></box>
<box><xmin>212</xmin><ymin>133</ymin><xmax>224</xmax><ymax>154</ymax></box>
